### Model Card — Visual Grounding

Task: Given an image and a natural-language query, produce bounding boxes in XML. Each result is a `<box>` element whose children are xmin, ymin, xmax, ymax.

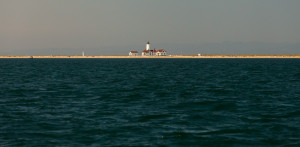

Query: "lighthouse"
<box><xmin>146</xmin><ymin>41</ymin><xmax>150</xmax><ymax>50</ymax></box>
<box><xmin>141</xmin><ymin>41</ymin><xmax>167</xmax><ymax>56</ymax></box>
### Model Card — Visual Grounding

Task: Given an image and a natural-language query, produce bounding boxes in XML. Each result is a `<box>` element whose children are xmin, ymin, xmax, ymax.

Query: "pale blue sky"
<box><xmin>0</xmin><ymin>0</ymin><xmax>299</xmax><ymax>55</ymax></box>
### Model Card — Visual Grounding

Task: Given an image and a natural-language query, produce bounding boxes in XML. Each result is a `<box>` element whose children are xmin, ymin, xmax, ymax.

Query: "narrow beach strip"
<box><xmin>0</xmin><ymin>55</ymin><xmax>299</xmax><ymax>58</ymax></box>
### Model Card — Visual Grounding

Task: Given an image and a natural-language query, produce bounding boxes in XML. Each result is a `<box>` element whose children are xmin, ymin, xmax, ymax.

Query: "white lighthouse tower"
<box><xmin>146</xmin><ymin>41</ymin><xmax>150</xmax><ymax>50</ymax></box>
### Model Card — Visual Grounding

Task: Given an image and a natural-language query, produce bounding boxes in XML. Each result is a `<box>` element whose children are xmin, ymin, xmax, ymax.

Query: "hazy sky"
<box><xmin>1</xmin><ymin>0</ymin><xmax>299</xmax><ymax>55</ymax></box>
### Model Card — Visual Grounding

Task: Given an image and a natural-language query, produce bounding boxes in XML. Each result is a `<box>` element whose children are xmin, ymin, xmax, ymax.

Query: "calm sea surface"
<box><xmin>0</xmin><ymin>59</ymin><xmax>299</xmax><ymax>146</ymax></box>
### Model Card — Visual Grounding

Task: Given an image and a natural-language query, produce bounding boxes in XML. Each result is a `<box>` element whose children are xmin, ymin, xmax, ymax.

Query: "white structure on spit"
<box><xmin>129</xmin><ymin>51</ymin><xmax>138</xmax><ymax>56</ymax></box>
<box><xmin>142</xmin><ymin>41</ymin><xmax>167</xmax><ymax>56</ymax></box>
<box><xmin>128</xmin><ymin>42</ymin><xmax>167</xmax><ymax>56</ymax></box>
<box><xmin>156</xmin><ymin>49</ymin><xmax>167</xmax><ymax>56</ymax></box>
<box><xmin>146</xmin><ymin>41</ymin><xmax>150</xmax><ymax>50</ymax></box>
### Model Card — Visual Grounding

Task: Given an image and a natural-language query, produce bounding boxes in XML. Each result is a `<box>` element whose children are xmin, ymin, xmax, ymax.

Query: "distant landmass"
<box><xmin>0</xmin><ymin>55</ymin><xmax>299</xmax><ymax>58</ymax></box>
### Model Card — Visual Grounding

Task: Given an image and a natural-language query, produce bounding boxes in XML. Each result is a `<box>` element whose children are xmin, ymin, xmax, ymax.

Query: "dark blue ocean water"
<box><xmin>0</xmin><ymin>59</ymin><xmax>299</xmax><ymax>146</ymax></box>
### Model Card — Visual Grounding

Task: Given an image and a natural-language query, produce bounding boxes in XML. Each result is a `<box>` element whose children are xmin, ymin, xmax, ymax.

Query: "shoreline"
<box><xmin>0</xmin><ymin>55</ymin><xmax>299</xmax><ymax>59</ymax></box>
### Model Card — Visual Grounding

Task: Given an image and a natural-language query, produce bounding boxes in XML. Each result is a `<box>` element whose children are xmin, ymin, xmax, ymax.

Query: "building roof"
<box><xmin>130</xmin><ymin>51</ymin><xmax>138</xmax><ymax>53</ymax></box>
<box><xmin>158</xmin><ymin>49</ymin><xmax>165</xmax><ymax>52</ymax></box>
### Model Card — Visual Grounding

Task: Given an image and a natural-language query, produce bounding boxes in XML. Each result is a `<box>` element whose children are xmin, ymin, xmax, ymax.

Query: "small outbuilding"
<box><xmin>156</xmin><ymin>49</ymin><xmax>167</xmax><ymax>56</ymax></box>
<box><xmin>129</xmin><ymin>51</ymin><xmax>138</xmax><ymax>56</ymax></box>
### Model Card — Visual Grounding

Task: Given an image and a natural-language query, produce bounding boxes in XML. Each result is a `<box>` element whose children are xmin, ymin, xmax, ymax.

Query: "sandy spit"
<box><xmin>0</xmin><ymin>55</ymin><xmax>299</xmax><ymax>58</ymax></box>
